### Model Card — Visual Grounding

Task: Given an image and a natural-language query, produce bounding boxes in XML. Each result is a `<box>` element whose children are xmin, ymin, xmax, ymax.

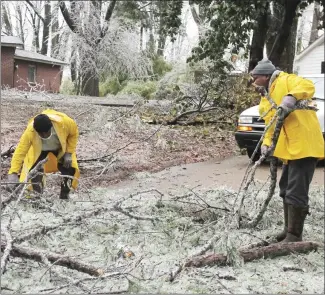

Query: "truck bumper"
<box><xmin>235</xmin><ymin>131</ymin><xmax>262</xmax><ymax>150</ymax></box>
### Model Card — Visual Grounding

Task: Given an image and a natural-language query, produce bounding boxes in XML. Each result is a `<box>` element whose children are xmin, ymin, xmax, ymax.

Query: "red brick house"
<box><xmin>1</xmin><ymin>35</ymin><xmax>67</xmax><ymax>93</ymax></box>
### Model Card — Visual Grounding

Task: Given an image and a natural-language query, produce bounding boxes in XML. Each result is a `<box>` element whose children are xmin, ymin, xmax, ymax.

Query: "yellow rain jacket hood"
<box><xmin>259</xmin><ymin>71</ymin><xmax>324</xmax><ymax>161</ymax></box>
<box><xmin>9</xmin><ymin>109</ymin><xmax>80</xmax><ymax>189</ymax></box>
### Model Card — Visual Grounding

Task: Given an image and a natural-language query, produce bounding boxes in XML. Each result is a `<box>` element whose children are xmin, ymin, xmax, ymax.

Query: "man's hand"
<box><xmin>253</xmin><ymin>85</ymin><xmax>267</xmax><ymax>96</ymax></box>
<box><xmin>63</xmin><ymin>153</ymin><xmax>72</xmax><ymax>168</ymax></box>
<box><xmin>261</xmin><ymin>145</ymin><xmax>270</xmax><ymax>157</ymax></box>
<box><xmin>7</xmin><ymin>173</ymin><xmax>19</xmax><ymax>192</ymax></box>
<box><xmin>278</xmin><ymin>95</ymin><xmax>296</xmax><ymax>118</ymax></box>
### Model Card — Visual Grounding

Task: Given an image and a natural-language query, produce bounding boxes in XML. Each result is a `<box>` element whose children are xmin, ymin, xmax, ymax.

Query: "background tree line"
<box><xmin>1</xmin><ymin>0</ymin><xmax>324</xmax><ymax>97</ymax></box>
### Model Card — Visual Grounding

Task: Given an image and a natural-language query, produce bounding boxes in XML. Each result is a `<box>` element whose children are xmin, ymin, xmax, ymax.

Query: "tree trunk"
<box><xmin>189</xmin><ymin>3</ymin><xmax>204</xmax><ymax>40</ymax></box>
<box><xmin>82</xmin><ymin>71</ymin><xmax>99</xmax><ymax>97</ymax></box>
<box><xmin>268</xmin><ymin>0</ymin><xmax>301</xmax><ymax>67</ymax></box>
<box><xmin>41</xmin><ymin>0</ymin><xmax>51</xmax><ymax>55</ymax></box>
<box><xmin>278</xmin><ymin>16</ymin><xmax>298</xmax><ymax>73</ymax></box>
<box><xmin>51</xmin><ymin>4</ymin><xmax>60</xmax><ymax>57</ymax></box>
<box><xmin>35</xmin><ymin>17</ymin><xmax>41</xmax><ymax>52</ymax></box>
<box><xmin>17</xmin><ymin>5</ymin><xmax>25</xmax><ymax>49</ymax></box>
<box><xmin>248</xmin><ymin>3</ymin><xmax>269</xmax><ymax>72</ymax></box>
<box><xmin>140</xmin><ymin>25</ymin><xmax>143</xmax><ymax>51</ymax></box>
<box><xmin>296</xmin><ymin>14</ymin><xmax>305</xmax><ymax>55</ymax></box>
<box><xmin>157</xmin><ymin>34</ymin><xmax>166</xmax><ymax>56</ymax></box>
<box><xmin>266</xmin><ymin>1</ymin><xmax>284</xmax><ymax>57</ymax></box>
<box><xmin>309</xmin><ymin>2</ymin><xmax>321</xmax><ymax>45</ymax></box>
<box><xmin>32</xmin><ymin>15</ymin><xmax>40</xmax><ymax>53</ymax></box>
<box><xmin>2</xmin><ymin>2</ymin><xmax>13</xmax><ymax>35</ymax></box>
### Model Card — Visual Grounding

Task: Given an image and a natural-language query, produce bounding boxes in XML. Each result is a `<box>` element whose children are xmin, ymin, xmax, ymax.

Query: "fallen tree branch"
<box><xmin>36</xmin><ymin>271</ymin><xmax>124</xmax><ymax>293</ymax></box>
<box><xmin>14</xmin><ymin>207</ymin><xmax>110</xmax><ymax>244</ymax></box>
<box><xmin>189</xmin><ymin>188</ymin><xmax>230</xmax><ymax>212</ymax></box>
<box><xmin>244</xmin><ymin>157</ymin><xmax>278</xmax><ymax>228</ymax></box>
<box><xmin>168</xmin><ymin>234</ymin><xmax>220</xmax><ymax>282</ymax></box>
<box><xmin>1</xmin><ymin>158</ymin><xmax>48</xmax><ymax>210</ymax></box>
<box><xmin>1</xmin><ymin>159</ymin><xmax>48</xmax><ymax>274</ymax></box>
<box><xmin>0</xmin><ymin>227</ymin><xmax>13</xmax><ymax>274</ymax></box>
<box><xmin>39</xmin><ymin>253</ymin><xmax>90</xmax><ymax>293</ymax></box>
<box><xmin>0</xmin><ymin>243</ymin><xmax>105</xmax><ymax>277</ymax></box>
<box><xmin>1</xmin><ymin>145</ymin><xmax>15</xmax><ymax>158</ymax></box>
<box><xmin>185</xmin><ymin>241</ymin><xmax>323</xmax><ymax>268</ymax></box>
<box><xmin>113</xmin><ymin>203</ymin><xmax>159</xmax><ymax>222</ymax></box>
<box><xmin>113</xmin><ymin>190</ymin><xmax>162</xmax><ymax>222</ymax></box>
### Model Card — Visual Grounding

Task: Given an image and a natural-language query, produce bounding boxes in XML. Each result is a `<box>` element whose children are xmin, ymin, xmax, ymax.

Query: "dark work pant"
<box><xmin>279</xmin><ymin>157</ymin><xmax>318</xmax><ymax>207</ymax></box>
<box><xmin>30</xmin><ymin>150</ymin><xmax>75</xmax><ymax>192</ymax></box>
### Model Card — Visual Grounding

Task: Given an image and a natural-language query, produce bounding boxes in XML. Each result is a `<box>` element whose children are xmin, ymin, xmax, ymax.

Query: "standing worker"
<box><xmin>7</xmin><ymin>109</ymin><xmax>80</xmax><ymax>199</ymax></box>
<box><xmin>250</xmin><ymin>58</ymin><xmax>324</xmax><ymax>242</ymax></box>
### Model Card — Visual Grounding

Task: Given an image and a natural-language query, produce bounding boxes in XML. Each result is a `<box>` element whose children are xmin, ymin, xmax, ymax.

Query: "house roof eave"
<box><xmin>1</xmin><ymin>43</ymin><xmax>22</xmax><ymax>48</ymax></box>
<box><xmin>14</xmin><ymin>56</ymin><xmax>68</xmax><ymax>66</ymax></box>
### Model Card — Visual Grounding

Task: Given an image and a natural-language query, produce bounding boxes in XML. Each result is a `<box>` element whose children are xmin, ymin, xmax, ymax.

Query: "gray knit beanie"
<box><xmin>251</xmin><ymin>58</ymin><xmax>276</xmax><ymax>75</ymax></box>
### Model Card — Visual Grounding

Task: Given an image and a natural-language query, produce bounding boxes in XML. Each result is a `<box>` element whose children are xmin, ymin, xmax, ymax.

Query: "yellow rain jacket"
<box><xmin>259</xmin><ymin>72</ymin><xmax>324</xmax><ymax>161</ymax></box>
<box><xmin>9</xmin><ymin>109</ymin><xmax>80</xmax><ymax>189</ymax></box>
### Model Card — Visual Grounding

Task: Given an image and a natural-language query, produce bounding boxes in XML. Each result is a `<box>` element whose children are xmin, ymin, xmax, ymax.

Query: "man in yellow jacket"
<box><xmin>251</xmin><ymin>58</ymin><xmax>324</xmax><ymax>243</ymax></box>
<box><xmin>7</xmin><ymin>109</ymin><xmax>80</xmax><ymax>199</ymax></box>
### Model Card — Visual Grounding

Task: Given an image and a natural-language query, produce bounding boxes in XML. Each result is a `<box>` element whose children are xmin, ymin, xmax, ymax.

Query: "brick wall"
<box><xmin>14</xmin><ymin>59</ymin><xmax>63</xmax><ymax>93</ymax></box>
<box><xmin>1</xmin><ymin>46</ymin><xmax>15</xmax><ymax>88</ymax></box>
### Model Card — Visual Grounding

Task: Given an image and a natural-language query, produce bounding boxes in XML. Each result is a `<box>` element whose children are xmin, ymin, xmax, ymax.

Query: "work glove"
<box><xmin>7</xmin><ymin>173</ymin><xmax>19</xmax><ymax>192</ymax></box>
<box><xmin>278</xmin><ymin>95</ymin><xmax>296</xmax><ymax>118</ymax></box>
<box><xmin>63</xmin><ymin>152</ymin><xmax>72</xmax><ymax>168</ymax></box>
<box><xmin>254</xmin><ymin>85</ymin><xmax>267</xmax><ymax>96</ymax></box>
<box><xmin>261</xmin><ymin>145</ymin><xmax>271</xmax><ymax>157</ymax></box>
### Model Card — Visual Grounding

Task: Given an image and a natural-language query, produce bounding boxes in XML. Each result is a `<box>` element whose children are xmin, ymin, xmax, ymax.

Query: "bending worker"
<box><xmin>250</xmin><ymin>58</ymin><xmax>324</xmax><ymax>243</ymax></box>
<box><xmin>7</xmin><ymin>109</ymin><xmax>80</xmax><ymax>199</ymax></box>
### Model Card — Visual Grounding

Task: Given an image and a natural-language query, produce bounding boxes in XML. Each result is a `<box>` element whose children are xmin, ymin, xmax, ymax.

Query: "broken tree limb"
<box><xmin>0</xmin><ymin>227</ymin><xmax>13</xmax><ymax>274</ymax></box>
<box><xmin>0</xmin><ymin>243</ymin><xmax>104</xmax><ymax>277</ymax></box>
<box><xmin>185</xmin><ymin>241</ymin><xmax>323</xmax><ymax>268</ymax></box>
<box><xmin>14</xmin><ymin>207</ymin><xmax>110</xmax><ymax>244</ymax></box>
<box><xmin>1</xmin><ymin>158</ymin><xmax>48</xmax><ymax>274</ymax></box>
<box><xmin>168</xmin><ymin>234</ymin><xmax>220</xmax><ymax>282</ymax></box>
<box><xmin>244</xmin><ymin>157</ymin><xmax>278</xmax><ymax>228</ymax></box>
<box><xmin>36</xmin><ymin>271</ymin><xmax>125</xmax><ymax>293</ymax></box>
<box><xmin>1</xmin><ymin>158</ymin><xmax>48</xmax><ymax>210</ymax></box>
<box><xmin>39</xmin><ymin>254</ymin><xmax>90</xmax><ymax>293</ymax></box>
<box><xmin>113</xmin><ymin>203</ymin><xmax>159</xmax><ymax>222</ymax></box>
<box><xmin>1</xmin><ymin>145</ymin><xmax>15</xmax><ymax>158</ymax></box>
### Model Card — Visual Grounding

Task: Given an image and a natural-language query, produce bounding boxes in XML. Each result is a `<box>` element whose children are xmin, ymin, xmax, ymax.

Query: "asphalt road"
<box><xmin>108</xmin><ymin>155</ymin><xmax>324</xmax><ymax>195</ymax></box>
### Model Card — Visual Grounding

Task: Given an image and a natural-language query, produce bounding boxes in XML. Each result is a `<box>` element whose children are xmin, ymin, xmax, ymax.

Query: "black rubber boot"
<box><xmin>275</xmin><ymin>201</ymin><xmax>289</xmax><ymax>242</ymax></box>
<box><xmin>59</xmin><ymin>179</ymin><xmax>71</xmax><ymax>200</ymax></box>
<box><xmin>281</xmin><ymin>204</ymin><xmax>309</xmax><ymax>243</ymax></box>
<box><xmin>266</xmin><ymin>201</ymin><xmax>288</xmax><ymax>242</ymax></box>
<box><xmin>31</xmin><ymin>174</ymin><xmax>44</xmax><ymax>194</ymax></box>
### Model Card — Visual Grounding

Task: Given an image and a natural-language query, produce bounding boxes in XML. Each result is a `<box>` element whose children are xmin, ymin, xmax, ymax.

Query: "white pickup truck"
<box><xmin>235</xmin><ymin>74</ymin><xmax>325</xmax><ymax>160</ymax></box>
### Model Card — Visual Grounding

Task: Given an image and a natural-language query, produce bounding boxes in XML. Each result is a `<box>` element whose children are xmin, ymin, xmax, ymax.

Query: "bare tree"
<box><xmin>57</xmin><ymin>1</ymin><xmax>151</xmax><ymax>96</ymax></box>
